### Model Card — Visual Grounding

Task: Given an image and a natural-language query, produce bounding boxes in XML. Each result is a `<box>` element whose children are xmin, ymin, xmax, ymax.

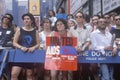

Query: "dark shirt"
<box><xmin>111</xmin><ymin>29</ymin><xmax>120</xmax><ymax>38</ymax></box>
<box><xmin>18</xmin><ymin>28</ymin><xmax>36</xmax><ymax>48</ymax></box>
<box><xmin>0</xmin><ymin>26</ymin><xmax>14</xmax><ymax>46</ymax></box>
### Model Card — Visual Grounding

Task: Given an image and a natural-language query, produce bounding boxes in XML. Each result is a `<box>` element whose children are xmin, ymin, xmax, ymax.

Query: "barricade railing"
<box><xmin>3</xmin><ymin>49</ymin><xmax>120</xmax><ymax>63</ymax></box>
<box><xmin>0</xmin><ymin>49</ymin><xmax>120</xmax><ymax>79</ymax></box>
<box><xmin>0</xmin><ymin>46</ymin><xmax>12</xmax><ymax>79</ymax></box>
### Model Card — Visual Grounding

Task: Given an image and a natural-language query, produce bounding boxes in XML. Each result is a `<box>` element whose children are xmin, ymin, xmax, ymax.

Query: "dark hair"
<box><xmin>22</xmin><ymin>13</ymin><xmax>37</xmax><ymax>28</ymax></box>
<box><xmin>54</xmin><ymin>19</ymin><xmax>68</xmax><ymax>31</ymax></box>
<box><xmin>57</xmin><ymin>7</ymin><xmax>65</xmax><ymax>13</ymax></box>
<box><xmin>109</xmin><ymin>12</ymin><xmax>117</xmax><ymax>17</ymax></box>
<box><xmin>5</xmin><ymin>13</ymin><xmax>13</xmax><ymax>22</ymax></box>
<box><xmin>84</xmin><ymin>14</ymin><xmax>90</xmax><ymax>23</ymax></box>
<box><xmin>75</xmin><ymin>11</ymin><xmax>84</xmax><ymax>18</ymax></box>
<box><xmin>93</xmin><ymin>15</ymin><xmax>100</xmax><ymax>19</ymax></box>
<box><xmin>67</xmin><ymin>14</ymin><xmax>74</xmax><ymax>19</ymax></box>
<box><xmin>113</xmin><ymin>14</ymin><xmax>119</xmax><ymax>20</ymax></box>
<box><xmin>49</xmin><ymin>10</ymin><xmax>56</xmax><ymax>17</ymax></box>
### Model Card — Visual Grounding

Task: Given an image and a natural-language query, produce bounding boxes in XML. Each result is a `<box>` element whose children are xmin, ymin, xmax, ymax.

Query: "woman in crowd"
<box><xmin>56</xmin><ymin>7</ymin><xmax>67</xmax><ymax>20</ymax></box>
<box><xmin>48</xmin><ymin>10</ymin><xmax>57</xmax><ymax>30</ymax></box>
<box><xmin>67</xmin><ymin>18</ymin><xmax>77</xmax><ymax>29</ymax></box>
<box><xmin>50</xmin><ymin>18</ymin><xmax>71</xmax><ymax>80</ymax></box>
<box><xmin>11</xmin><ymin>13</ymin><xmax>40</xmax><ymax>80</ymax></box>
<box><xmin>39</xmin><ymin>18</ymin><xmax>52</xmax><ymax>80</ymax></box>
<box><xmin>4</xmin><ymin>13</ymin><xmax>17</xmax><ymax>32</ymax></box>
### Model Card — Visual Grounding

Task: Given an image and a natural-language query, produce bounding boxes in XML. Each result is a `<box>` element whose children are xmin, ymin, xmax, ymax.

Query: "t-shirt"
<box><xmin>56</xmin><ymin>13</ymin><xmax>67</xmax><ymax>20</ymax></box>
<box><xmin>0</xmin><ymin>26</ymin><xmax>14</xmax><ymax>46</ymax></box>
<box><xmin>111</xmin><ymin>29</ymin><xmax>120</xmax><ymax>38</ymax></box>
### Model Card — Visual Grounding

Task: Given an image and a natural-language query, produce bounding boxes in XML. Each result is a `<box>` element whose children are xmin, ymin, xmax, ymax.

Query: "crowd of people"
<box><xmin>0</xmin><ymin>6</ymin><xmax>120</xmax><ymax>80</ymax></box>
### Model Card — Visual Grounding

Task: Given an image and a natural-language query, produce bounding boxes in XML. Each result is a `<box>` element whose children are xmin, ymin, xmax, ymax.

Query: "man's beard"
<box><xmin>99</xmin><ymin>26</ymin><xmax>106</xmax><ymax>30</ymax></box>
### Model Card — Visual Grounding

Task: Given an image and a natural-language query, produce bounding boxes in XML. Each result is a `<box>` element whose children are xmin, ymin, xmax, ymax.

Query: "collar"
<box><xmin>96</xmin><ymin>29</ymin><xmax>108</xmax><ymax>35</ymax></box>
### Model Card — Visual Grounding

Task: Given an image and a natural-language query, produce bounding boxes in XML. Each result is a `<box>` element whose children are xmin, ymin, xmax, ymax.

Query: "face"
<box><xmin>23</xmin><ymin>16</ymin><xmax>33</xmax><ymax>26</ymax></box>
<box><xmin>67</xmin><ymin>20</ymin><xmax>75</xmax><ymax>27</ymax></box>
<box><xmin>58</xmin><ymin>8</ymin><xmax>62</xmax><ymax>13</ymax></box>
<box><xmin>2</xmin><ymin>16</ymin><xmax>10</xmax><ymax>24</ymax></box>
<box><xmin>49</xmin><ymin>11</ymin><xmax>54</xmax><ymax>17</ymax></box>
<box><xmin>114</xmin><ymin>15</ymin><xmax>120</xmax><ymax>26</ymax></box>
<box><xmin>43</xmin><ymin>20</ymin><xmax>51</xmax><ymax>29</ymax></box>
<box><xmin>104</xmin><ymin>15</ymin><xmax>110</xmax><ymax>23</ymax></box>
<box><xmin>75</xmin><ymin>12</ymin><xmax>84</xmax><ymax>23</ymax></box>
<box><xmin>98</xmin><ymin>18</ymin><xmax>107</xmax><ymax>30</ymax></box>
<box><xmin>56</xmin><ymin>21</ymin><xmax>65</xmax><ymax>31</ymax></box>
<box><xmin>92</xmin><ymin>16</ymin><xmax>99</xmax><ymax>25</ymax></box>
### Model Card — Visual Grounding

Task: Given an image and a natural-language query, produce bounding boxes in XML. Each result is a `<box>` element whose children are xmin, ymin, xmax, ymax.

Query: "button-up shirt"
<box><xmin>70</xmin><ymin>27</ymin><xmax>90</xmax><ymax>46</ymax></box>
<box><xmin>90</xmin><ymin>29</ymin><xmax>112</xmax><ymax>50</ymax></box>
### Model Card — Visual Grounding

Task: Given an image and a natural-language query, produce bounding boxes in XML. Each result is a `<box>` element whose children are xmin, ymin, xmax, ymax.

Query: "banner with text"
<box><xmin>45</xmin><ymin>37</ymin><xmax>77</xmax><ymax>71</ymax></box>
<box><xmin>78</xmin><ymin>50</ymin><xmax>120</xmax><ymax>63</ymax></box>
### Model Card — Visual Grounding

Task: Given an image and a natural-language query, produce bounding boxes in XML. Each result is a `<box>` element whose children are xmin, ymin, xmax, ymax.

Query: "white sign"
<box><xmin>103</xmin><ymin>0</ymin><xmax>120</xmax><ymax>14</ymax></box>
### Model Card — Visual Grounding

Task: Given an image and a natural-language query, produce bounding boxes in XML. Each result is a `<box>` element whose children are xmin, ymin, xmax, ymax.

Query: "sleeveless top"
<box><xmin>18</xmin><ymin>28</ymin><xmax>36</xmax><ymax>48</ymax></box>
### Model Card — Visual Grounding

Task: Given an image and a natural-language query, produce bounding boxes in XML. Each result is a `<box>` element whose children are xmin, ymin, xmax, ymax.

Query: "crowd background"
<box><xmin>0</xmin><ymin>1</ymin><xmax>120</xmax><ymax>79</ymax></box>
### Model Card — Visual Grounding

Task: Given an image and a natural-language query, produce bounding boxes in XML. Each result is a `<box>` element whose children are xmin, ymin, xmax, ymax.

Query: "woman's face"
<box><xmin>67</xmin><ymin>20</ymin><xmax>75</xmax><ymax>27</ymax></box>
<box><xmin>23</xmin><ymin>16</ymin><xmax>32</xmax><ymax>26</ymax></box>
<box><xmin>56</xmin><ymin>21</ymin><xmax>65</xmax><ymax>31</ymax></box>
<box><xmin>58</xmin><ymin>8</ymin><xmax>62</xmax><ymax>13</ymax></box>
<box><xmin>43</xmin><ymin>20</ymin><xmax>51</xmax><ymax>30</ymax></box>
<box><xmin>49</xmin><ymin>11</ymin><xmax>54</xmax><ymax>17</ymax></box>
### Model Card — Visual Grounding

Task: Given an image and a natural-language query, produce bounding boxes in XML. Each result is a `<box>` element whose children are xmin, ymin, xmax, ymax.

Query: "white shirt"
<box><xmin>90</xmin><ymin>29</ymin><xmax>112</xmax><ymax>50</ymax></box>
<box><xmin>70</xmin><ymin>27</ymin><xmax>90</xmax><ymax>46</ymax></box>
<box><xmin>84</xmin><ymin>23</ymin><xmax>93</xmax><ymax>32</ymax></box>
<box><xmin>49</xmin><ymin>17</ymin><xmax>57</xmax><ymax>26</ymax></box>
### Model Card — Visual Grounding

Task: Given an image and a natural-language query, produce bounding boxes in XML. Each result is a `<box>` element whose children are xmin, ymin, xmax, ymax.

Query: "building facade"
<box><xmin>57</xmin><ymin>0</ymin><xmax>120</xmax><ymax>17</ymax></box>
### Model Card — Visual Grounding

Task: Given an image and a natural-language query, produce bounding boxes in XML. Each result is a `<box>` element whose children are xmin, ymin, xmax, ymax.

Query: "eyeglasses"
<box><xmin>75</xmin><ymin>16</ymin><xmax>83</xmax><ymax>18</ymax></box>
<box><xmin>104</xmin><ymin>17</ymin><xmax>110</xmax><ymax>19</ymax></box>
<box><xmin>115</xmin><ymin>18</ymin><xmax>120</xmax><ymax>21</ymax></box>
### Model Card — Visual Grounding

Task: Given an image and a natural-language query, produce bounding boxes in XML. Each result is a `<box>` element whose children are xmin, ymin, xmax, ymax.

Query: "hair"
<box><xmin>5</xmin><ymin>13</ymin><xmax>13</xmax><ymax>22</ymax></box>
<box><xmin>109</xmin><ymin>12</ymin><xmax>117</xmax><ymax>17</ymax></box>
<box><xmin>49</xmin><ymin>10</ymin><xmax>56</xmax><ymax>17</ymax></box>
<box><xmin>113</xmin><ymin>14</ymin><xmax>119</xmax><ymax>20</ymax></box>
<box><xmin>22</xmin><ymin>13</ymin><xmax>37</xmax><ymax>28</ymax></box>
<box><xmin>68</xmin><ymin>19</ymin><xmax>77</xmax><ymax>26</ymax></box>
<box><xmin>57</xmin><ymin>7</ymin><xmax>65</xmax><ymax>13</ymax></box>
<box><xmin>84</xmin><ymin>14</ymin><xmax>90</xmax><ymax>23</ymax></box>
<box><xmin>67</xmin><ymin>14</ymin><xmax>74</xmax><ymax>19</ymax></box>
<box><xmin>93</xmin><ymin>15</ymin><xmax>101</xmax><ymax>19</ymax></box>
<box><xmin>54</xmin><ymin>19</ymin><xmax>68</xmax><ymax>31</ymax></box>
<box><xmin>41</xmin><ymin>18</ymin><xmax>52</xmax><ymax>27</ymax></box>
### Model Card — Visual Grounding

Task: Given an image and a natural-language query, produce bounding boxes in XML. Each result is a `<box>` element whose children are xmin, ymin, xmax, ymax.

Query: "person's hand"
<box><xmin>104</xmin><ymin>46</ymin><xmax>113</xmax><ymax>50</ymax></box>
<box><xmin>28</xmin><ymin>47</ymin><xmax>36</xmax><ymax>53</ymax></box>
<box><xmin>76</xmin><ymin>46</ymin><xmax>83</xmax><ymax>53</ymax></box>
<box><xmin>112</xmin><ymin>48</ymin><xmax>117</xmax><ymax>56</ymax></box>
<box><xmin>21</xmin><ymin>47</ymin><xmax>28</xmax><ymax>52</ymax></box>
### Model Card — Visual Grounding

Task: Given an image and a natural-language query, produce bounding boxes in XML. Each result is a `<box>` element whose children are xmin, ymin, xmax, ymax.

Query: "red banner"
<box><xmin>45</xmin><ymin>37</ymin><xmax>77</xmax><ymax>71</ymax></box>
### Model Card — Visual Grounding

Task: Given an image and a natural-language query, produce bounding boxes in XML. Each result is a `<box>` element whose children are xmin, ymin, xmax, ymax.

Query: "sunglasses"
<box><xmin>115</xmin><ymin>18</ymin><xmax>120</xmax><ymax>21</ymax></box>
<box><xmin>3</xmin><ymin>16</ymin><xmax>11</xmax><ymax>20</ymax></box>
<box><xmin>75</xmin><ymin>16</ymin><xmax>83</xmax><ymax>18</ymax></box>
